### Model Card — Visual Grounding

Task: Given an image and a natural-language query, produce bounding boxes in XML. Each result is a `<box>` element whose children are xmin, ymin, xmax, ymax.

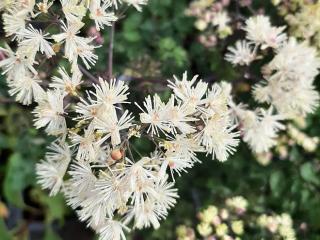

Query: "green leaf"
<box><xmin>0</xmin><ymin>219</ymin><xmax>12</xmax><ymax>240</ymax></box>
<box><xmin>269</xmin><ymin>171</ymin><xmax>285</xmax><ymax>197</ymax></box>
<box><xmin>300</xmin><ymin>162</ymin><xmax>320</xmax><ymax>186</ymax></box>
<box><xmin>34</xmin><ymin>189</ymin><xmax>67</xmax><ymax>224</ymax></box>
<box><xmin>3</xmin><ymin>153</ymin><xmax>35</xmax><ymax>207</ymax></box>
<box><xmin>44</xmin><ymin>226</ymin><xmax>62</xmax><ymax>240</ymax></box>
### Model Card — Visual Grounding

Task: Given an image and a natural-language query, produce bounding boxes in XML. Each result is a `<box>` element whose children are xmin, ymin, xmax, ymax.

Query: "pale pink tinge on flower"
<box><xmin>88</xmin><ymin>26</ymin><xmax>104</xmax><ymax>45</ymax></box>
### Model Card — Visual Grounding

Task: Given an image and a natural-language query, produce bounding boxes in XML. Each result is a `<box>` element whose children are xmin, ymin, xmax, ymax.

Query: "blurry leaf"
<box><xmin>3</xmin><ymin>153</ymin><xmax>34</xmax><ymax>207</ymax></box>
<box><xmin>44</xmin><ymin>226</ymin><xmax>62</xmax><ymax>240</ymax></box>
<box><xmin>123</xmin><ymin>14</ymin><xmax>142</xmax><ymax>42</ymax></box>
<box><xmin>0</xmin><ymin>106</ymin><xmax>6</xmax><ymax>116</ymax></box>
<box><xmin>269</xmin><ymin>171</ymin><xmax>285</xmax><ymax>197</ymax></box>
<box><xmin>158</xmin><ymin>38</ymin><xmax>187</xmax><ymax>68</ymax></box>
<box><xmin>0</xmin><ymin>133</ymin><xmax>8</xmax><ymax>149</ymax></box>
<box><xmin>300</xmin><ymin>162</ymin><xmax>320</xmax><ymax>186</ymax></box>
<box><xmin>37</xmin><ymin>191</ymin><xmax>67</xmax><ymax>224</ymax></box>
<box><xmin>0</xmin><ymin>219</ymin><xmax>12</xmax><ymax>240</ymax></box>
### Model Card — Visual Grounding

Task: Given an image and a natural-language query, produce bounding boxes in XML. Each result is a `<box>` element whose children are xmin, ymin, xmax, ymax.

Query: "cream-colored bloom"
<box><xmin>2</xmin><ymin>9</ymin><xmax>29</xmax><ymax>37</ymax></box>
<box><xmin>225</xmin><ymin>40</ymin><xmax>256</xmax><ymax>66</ymax></box>
<box><xmin>124</xmin><ymin>0</ymin><xmax>148</xmax><ymax>12</ymax></box>
<box><xmin>161</xmin><ymin>135</ymin><xmax>202</xmax><ymax>175</ymax></box>
<box><xmin>37</xmin><ymin>0</ymin><xmax>54</xmax><ymax>13</ymax></box>
<box><xmin>244</xmin><ymin>15</ymin><xmax>287</xmax><ymax>49</ymax></box>
<box><xmin>95</xmin><ymin>109</ymin><xmax>133</xmax><ymax>146</ymax></box>
<box><xmin>0</xmin><ymin>45</ymin><xmax>37</xmax><ymax>78</ymax></box>
<box><xmin>197</xmin><ymin>222</ymin><xmax>212</xmax><ymax>237</ymax></box>
<box><xmin>196</xmin><ymin>116</ymin><xmax>239</xmax><ymax>161</ymax></box>
<box><xmin>8</xmin><ymin>73</ymin><xmax>45</xmax><ymax>105</ymax></box>
<box><xmin>60</xmin><ymin>0</ymin><xmax>87</xmax><ymax>23</ymax></box>
<box><xmin>136</xmin><ymin>94</ymin><xmax>170</xmax><ymax>136</ymax></box>
<box><xmin>50</xmin><ymin>66</ymin><xmax>83</xmax><ymax>95</ymax></box>
<box><xmin>65</xmin><ymin>161</ymin><xmax>97</xmax><ymax>208</ymax></box>
<box><xmin>53</xmin><ymin>21</ymin><xmax>99</xmax><ymax>69</ymax></box>
<box><xmin>36</xmin><ymin>140</ymin><xmax>71</xmax><ymax>196</ymax></box>
<box><xmin>92</xmin><ymin>78</ymin><xmax>129</xmax><ymax>107</ymax></box>
<box><xmin>98</xmin><ymin>219</ymin><xmax>130</xmax><ymax>240</ymax></box>
<box><xmin>17</xmin><ymin>24</ymin><xmax>55</xmax><ymax>58</ymax></box>
<box><xmin>253</xmin><ymin>38</ymin><xmax>320</xmax><ymax>118</ymax></box>
<box><xmin>164</xmin><ymin>96</ymin><xmax>196</xmax><ymax>135</ymax></box>
<box><xmin>236</xmin><ymin>107</ymin><xmax>284</xmax><ymax>153</ymax></box>
<box><xmin>89</xmin><ymin>0</ymin><xmax>117</xmax><ymax>31</ymax></box>
<box><xmin>33</xmin><ymin>90</ymin><xmax>67</xmax><ymax>135</ymax></box>
<box><xmin>168</xmin><ymin>71</ymin><xmax>207</xmax><ymax>113</ymax></box>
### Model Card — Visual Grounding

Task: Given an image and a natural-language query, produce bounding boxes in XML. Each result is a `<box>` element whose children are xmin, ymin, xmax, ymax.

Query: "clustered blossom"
<box><xmin>0</xmin><ymin>1</ymin><xmax>242</xmax><ymax>239</ymax></box>
<box><xmin>257</xmin><ymin>213</ymin><xmax>296</xmax><ymax>240</ymax></box>
<box><xmin>274</xmin><ymin>1</ymin><xmax>320</xmax><ymax>50</ymax></box>
<box><xmin>185</xmin><ymin>0</ymin><xmax>232</xmax><ymax>47</ymax></box>
<box><xmin>225</xmin><ymin>15</ymin><xmax>320</xmax><ymax>154</ymax></box>
<box><xmin>176</xmin><ymin>196</ymin><xmax>296</xmax><ymax>240</ymax></box>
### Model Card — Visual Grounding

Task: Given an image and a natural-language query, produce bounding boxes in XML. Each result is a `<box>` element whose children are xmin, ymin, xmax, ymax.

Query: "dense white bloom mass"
<box><xmin>233</xmin><ymin>106</ymin><xmax>284</xmax><ymax>153</ymax></box>
<box><xmin>253</xmin><ymin>38</ymin><xmax>320</xmax><ymax>118</ymax></box>
<box><xmin>243</xmin><ymin>15</ymin><xmax>287</xmax><ymax>49</ymax></box>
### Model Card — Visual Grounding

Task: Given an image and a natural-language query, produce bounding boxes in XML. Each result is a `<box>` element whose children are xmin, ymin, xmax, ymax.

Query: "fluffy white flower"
<box><xmin>75</xmin><ymin>95</ymin><xmax>105</xmax><ymax>122</ymax></box>
<box><xmin>136</xmin><ymin>94</ymin><xmax>170</xmax><ymax>136</ymax></box>
<box><xmin>168</xmin><ymin>71</ymin><xmax>207</xmax><ymax>113</ymax></box>
<box><xmin>253</xmin><ymin>38</ymin><xmax>320</xmax><ymax>118</ymax></box>
<box><xmin>122</xmin><ymin>157</ymin><xmax>156</xmax><ymax>193</ymax></box>
<box><xmin>89</xmin><ymin>0</ymin><xmax>117</xmax><ymax>31</ymax></box>
<box><xmin>69</xmin><ymin>125</ymin><xmax>104</xmax><ymax>161</ymax></box>
<box><xmin>98</xmin><ymin>219</ymin><xmax>130</xmax><ymax>240</ymax></box>
<box><xmin>53</xmin><ymin>21</ymin><xmax>99</xmax><ymax>69</ymax></box>
<box><xmin>95</xmin><ymin>173</ymin><xmax>129</xmax><ymax>217</ymax></box>
<box><xmin>163</xmin><ymin>96</ymin><xmax>196</xmax><ymax>135</ymax></box>
<box><xmin>8</xmin><ymin>73</ymin><xmax>45</xmax><ymax>105</ymax></box>
<box><xmin>17</xmin><ymin>24</ymin><xmax>55</xmax><ymax>58</ymax></box>
<box><xmin>95</xmin><ymin>109</ymin><xmax>133</xmax><ymax>146</ymax></box>
<box><xmin>60</xmin><ymin>0</ymin><xmax>87</xmax><ymax>23</ymax></box>
<box><xmin>196</xmin><ymin>116</ymin><xmax>239</xmax><ymax>162</ymax></box>
<box><xmin>243</xmin><ymin>15</ymin><xmax>287</xmax><ymax>49</ymax></box>
<box><xmin>33</xmin><ymin>90</ymin><xmax>67</xmax><ymax>135</ymax></box>
<box><xmin>212</xmin><ymin>11</ymin><xmax>230</xmax><ymax>30</ymax></box>
<box><xmin>36</xmin><ymin>141</ymin><xmax>71</xmax><ymax>196</ymax></box>
<box><xmin>0</xmin><ymin>45</ymin><xmax>37</xmax><ymax>78</ymax></box>
<box><xmin>50</xmin><ymin>66</ymin><xmax>83</xmax><ymax>95</ymax></box>
<box><xmin>124</xmin><ymin>0</ymin><xmax>148</xmax><ymax>12</ymax></box>
<box><xmin>203</xmin><ymin>82</ymin><xmax>232</xmax><ymax>117</ymax></box>
<box><xmin>236</xmin><ymin>107</ymin><xmax>284</xmax><ymax>153</ymax></box>
<box><xmin>125</xmin><ymin>199</ymin><xmax>166</xmax><ymax>230</ymax></box>
<box><xmin>152</xmin><ymin>175</ymin><xmax>178</xmax><ymax>211</ymax></box>
<box><xmin>77</xmin><ymin>196</ymin><xmax>109</xmax><ymax>228</ymax></box>
<box><xmin>2</xmin><ymin>9</ymin><xmax>29</xmax><ymax>37</ymax></box>
<box><xmin>92</xmin><ymin>78</ymin><xmax>129</xmax><ymax>108</ymax></box>
<box><xmin>225</xmin><ymin>40</ymin><xmax>256</xmax><ymax>66</ymax></box>
<box><xmin>65</xmin><ymin>161</ymin><xmax>97</xmax><ymax>208</ymax></box>
<box><xmin>161</xmin><ymin>135</ymin><xmax>202</xmax><ymax>175</ymax></box>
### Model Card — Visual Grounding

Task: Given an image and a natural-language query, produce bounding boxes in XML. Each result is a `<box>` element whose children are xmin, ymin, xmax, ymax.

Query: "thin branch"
<box><xmin>78</xmin><ymin>64</ymin><xmax>100</xmax><ymax>84</ymax></box>
<box><xmin>0</xmin><ymin>97</ymin><xmax>15</xmax><ymax>103</ymax></box>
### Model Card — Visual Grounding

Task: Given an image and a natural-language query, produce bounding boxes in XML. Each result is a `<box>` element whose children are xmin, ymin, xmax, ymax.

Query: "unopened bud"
<box><xmin>111</xmin><ymin>149</ymin><xmax>123</xmax><ymax>161</ymax></box>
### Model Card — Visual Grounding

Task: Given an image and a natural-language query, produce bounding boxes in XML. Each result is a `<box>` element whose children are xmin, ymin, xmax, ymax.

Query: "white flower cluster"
<box><xmin>0</xmin><ymin>1</ymin><xmax>242</xmax><ymax>239</ymax></box>
<box><xmin>225</xmin><ymin>15</ymin><xmax>320</xmax><ymax>154</ymax></box>
<box><xmin>257</xmin><ymin>213</ymin><xmax>296</xmax><ymax>240</ymax></box>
